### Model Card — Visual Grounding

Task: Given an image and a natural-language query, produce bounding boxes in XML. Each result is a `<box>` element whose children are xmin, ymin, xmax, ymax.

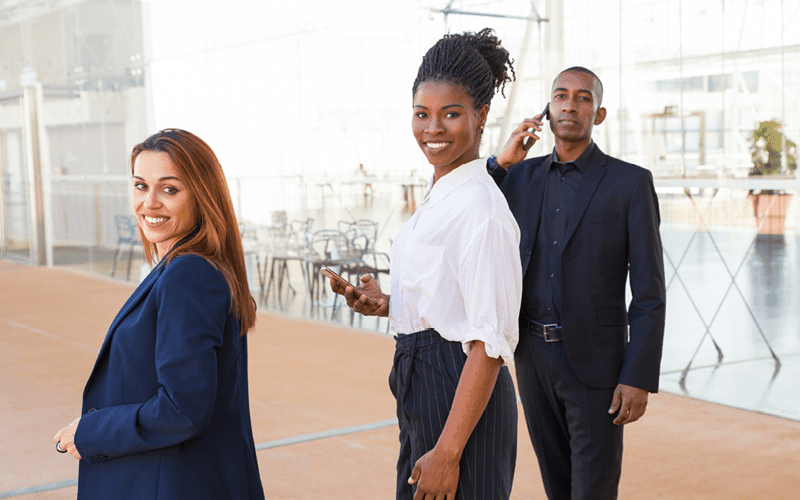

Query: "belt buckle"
<box><xmin>541</xmin><ymin>323</ymin><xmax>560</xmax><ymax>342</ymax></box>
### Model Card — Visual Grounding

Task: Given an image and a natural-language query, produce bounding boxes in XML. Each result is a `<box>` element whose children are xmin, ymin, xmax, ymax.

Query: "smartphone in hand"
<box><xmin>523</xmin><ymin>102</ymin><xmax>549</xmax><ymax>151</ymax></box>
<box><xmin>320</xmin><ymin>268</ymin><xmax>378</xmax><ymax>306</ymax></box>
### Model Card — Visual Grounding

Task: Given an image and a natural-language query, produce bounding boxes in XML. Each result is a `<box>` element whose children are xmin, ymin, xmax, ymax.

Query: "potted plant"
<box><xmin>748</xmin><ymin>120</ymin><xmax>796</xmax><ymax>235</ymax></box>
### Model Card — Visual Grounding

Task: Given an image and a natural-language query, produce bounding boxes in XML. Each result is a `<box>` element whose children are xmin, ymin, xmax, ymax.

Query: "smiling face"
<box><xmin>132</xmin><ymin>150</ymin><xmax>197</xmax><ymax>258</ymax></box>
<box><xmin>549</xmin><ymin>71</ymin><xmax>606</xmax><ymax>145</ymax></box>
<box><xmin>412</xmin><ymin>81</ymin><xmax>488</xmax><ymax>179</ymax></box>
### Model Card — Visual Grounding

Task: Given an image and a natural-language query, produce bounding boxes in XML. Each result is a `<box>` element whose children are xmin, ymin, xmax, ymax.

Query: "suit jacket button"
<box><xmin>87</xmin><ymin>408</ymin><xmax>97</xmax><ymax>413</ymax></box>
<box><xmin>98</xmin><ymin>455</ymin><xmax>108</xmax><ymax>459</ymax></box>
<box><xmin>526</xmin><ymin>249</ymin><xmax>532</xmax><ymax>255</ymax></box>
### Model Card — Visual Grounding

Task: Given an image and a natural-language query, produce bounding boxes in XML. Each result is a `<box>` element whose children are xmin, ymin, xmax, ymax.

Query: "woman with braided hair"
<box><xmin>330</xmin><ymin>29</ymin><xmax>522</xmax><ymax>499</ymax></box>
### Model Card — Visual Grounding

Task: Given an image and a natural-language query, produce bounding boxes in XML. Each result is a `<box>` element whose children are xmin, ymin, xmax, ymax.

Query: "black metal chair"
<box><xmin>268</xmin><ymin>210</ymin><xmax>288</xmax><ymax>237</ymax></box>
<box><xmin>306</xmin><ymin>229</ymin><xmax>366</xmax><ymax>319</ymax></box>
<box><xmin>344</xmin><ymin>247</ymin><xmax>391</xmax><ymax>331</ymax></box>
<box><xmin>321</xmin><ymin>223</ymin><xmax>390</xmax><ymax>325</ymax></box>
<box><xmin>239</xmin><ymin>222</ymin><xmax>270</xmax><ymax>297</ymax></box>
<box><xmin>262</xmin><ymin>218</ymin><xmax>313</xmax><ymax>307</ymax></box>
<box><xmin>111</xmin><ymin>214</ymin><xmax>139</xmax><ymax>281</ymax></box>
<box><xmin>337</xmin><ymin>219</ymin><xmax>378</xmax><ymax>253</ymax></box>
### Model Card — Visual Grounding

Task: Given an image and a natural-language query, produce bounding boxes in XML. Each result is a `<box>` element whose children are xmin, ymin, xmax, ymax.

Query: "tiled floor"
<box><xmin>3</xmin><ymin>260</ymin><xmax>800</xmax><ymax>499</ymax></box>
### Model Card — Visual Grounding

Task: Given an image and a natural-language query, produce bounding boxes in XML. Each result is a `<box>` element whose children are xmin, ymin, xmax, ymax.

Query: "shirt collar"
<box><xmin>422</xmin><ymin>158</ymin><xmax>487</xmax><ymax>206</ymax></box>
<box><xmin>549</xmin><ymin>140</ymin><xmax>595</xmax><ymax>173</ymax></box>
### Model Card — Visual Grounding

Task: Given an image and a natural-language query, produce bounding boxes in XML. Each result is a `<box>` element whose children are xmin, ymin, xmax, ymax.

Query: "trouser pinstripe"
<box><xmin>514</xmin><ymin>331</ymin><xmax>623</xmax><ymax>500</ymax></box>
<box><xmin>389</xmin><ymin>329</ymin><xmax>517</xmax><ymax>500</ymax></box>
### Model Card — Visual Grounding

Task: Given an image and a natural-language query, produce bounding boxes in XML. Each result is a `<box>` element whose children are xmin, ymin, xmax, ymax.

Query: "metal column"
<box><xmin>496</xmin><ymin>4</ymin><xmax>546</xmax><ymax>152</ymax></box>
<box><xmin>21</xmin><ymin>84</ymin><xmax>48</xmax><ymax>266</ymax></box>
<box><xmin>0</xmin><ymin>110</ymin><xmax>6</xmax><ymax>257</ymax></box>
<box><xmin>545</xmin><ymin>0</ymin><xmax>564</xmax><ymax>82</ymax></box>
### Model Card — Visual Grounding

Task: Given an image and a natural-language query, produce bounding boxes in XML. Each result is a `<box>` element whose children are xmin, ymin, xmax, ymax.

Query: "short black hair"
<box><xmin>556</xmin><ymin>66</ymin><xmax>604</xmax><ymax>107</ymax></box>
<box><xmin>412</xmin><ymin>28</ymin><xmax>515</xmax><ymax>110</ymax></box>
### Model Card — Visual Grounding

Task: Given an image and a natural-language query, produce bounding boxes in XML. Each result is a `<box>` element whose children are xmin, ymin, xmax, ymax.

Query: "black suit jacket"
<box><xmin>490</xmin><ymin>146</ymin><xmax>666</xmax><ymax>392</ymax></box>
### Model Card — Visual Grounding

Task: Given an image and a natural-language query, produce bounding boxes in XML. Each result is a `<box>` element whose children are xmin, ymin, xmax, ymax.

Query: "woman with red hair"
<box><xmin>54</xmin><ymin>129</ymin><xmax>264</xmax><ymax>499</ymax></box>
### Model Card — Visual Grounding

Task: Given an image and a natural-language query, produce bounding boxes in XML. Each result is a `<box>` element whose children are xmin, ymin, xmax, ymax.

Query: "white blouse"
<box><xmin>389</xmin><ymin>158</ymin><xmax>523</xmax><ymax>365</ymax></box>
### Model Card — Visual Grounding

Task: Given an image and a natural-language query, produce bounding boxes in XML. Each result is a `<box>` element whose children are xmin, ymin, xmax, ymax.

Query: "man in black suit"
<box><xmin>487</xmin><ymin>67</ymin><xmax>666</xmax><ymax>499</ymax></box>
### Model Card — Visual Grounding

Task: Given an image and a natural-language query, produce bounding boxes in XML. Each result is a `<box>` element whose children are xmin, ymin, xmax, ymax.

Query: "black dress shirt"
<box><xmin>523</xmin><ymin>142</ymin><xmax>595</xmax><ymax>324</ymax></box>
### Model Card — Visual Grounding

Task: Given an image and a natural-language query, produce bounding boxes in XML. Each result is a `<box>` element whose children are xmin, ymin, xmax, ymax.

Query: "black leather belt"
<box><xmin>520</xmin><ymin>316</ymin><xmax>563</xmax><ymax>342</ymax></box>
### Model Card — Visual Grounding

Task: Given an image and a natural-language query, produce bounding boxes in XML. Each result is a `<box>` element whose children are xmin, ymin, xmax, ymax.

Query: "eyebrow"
<box><xmin>553</xmin><ymin>87</ymin><xmax>594</xmax><ymax>97</ymax></box>
<box><xmin>413</xmin><ymin>104</ymin><xmax>466</xmax><ymax>109</ymax></box>
<box><xmin>132</xmin><ymin>175</ymin><xmax>182</xmax><ymax>182</ymax></box>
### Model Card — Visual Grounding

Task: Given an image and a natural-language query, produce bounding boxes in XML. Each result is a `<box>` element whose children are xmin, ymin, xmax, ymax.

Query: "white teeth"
<box><xmin>427</xmin><ymin>142</ymin><xmax>447</xmax><ymax>149</ymax></box>
<box><xmin>145</xmin><ymin>216</ymin><xmax>167</xmax><ymax>224</ymax></box>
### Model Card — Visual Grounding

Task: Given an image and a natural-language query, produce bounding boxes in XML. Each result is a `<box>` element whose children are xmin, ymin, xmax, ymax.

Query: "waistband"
<box><xmin>394</xmin><ymin>328</ymin><xmax>447</xmax><ymax>352</ymax></box>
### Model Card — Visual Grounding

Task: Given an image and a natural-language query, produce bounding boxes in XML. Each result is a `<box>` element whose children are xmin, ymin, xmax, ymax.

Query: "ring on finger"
<box><xmin>56</xmin><ymin>441</ymin><xmax>67</xmax><ymax>453</ymax></box>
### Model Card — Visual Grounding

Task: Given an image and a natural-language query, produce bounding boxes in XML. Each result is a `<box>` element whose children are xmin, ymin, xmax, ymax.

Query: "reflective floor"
<box><xmin>250</xmin><ymin>198</ymin><xmax>800</xmax><ymax>422</ymax></box>
<box><xmin>29</xmin><ymin>186</ymin><xmax>800</xmax><ymax>422</ymax></box>
<box><xmin>660</xmin><ymin>229</ymin><xmax>800</xmax><ymax>420</ymax></box>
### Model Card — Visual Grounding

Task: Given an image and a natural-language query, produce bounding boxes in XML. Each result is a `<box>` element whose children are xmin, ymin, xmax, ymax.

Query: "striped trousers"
<box><xmin>389</xmin><ymin>329</ymin><xmax>517</xmax><ymax>500</ymax></box>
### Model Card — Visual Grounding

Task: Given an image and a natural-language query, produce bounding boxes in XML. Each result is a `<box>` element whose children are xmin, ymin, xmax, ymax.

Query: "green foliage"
<box><xmin>750</xmin><ymin>120</ymin><xmax>797</xmax><ymax>175</ymax></box>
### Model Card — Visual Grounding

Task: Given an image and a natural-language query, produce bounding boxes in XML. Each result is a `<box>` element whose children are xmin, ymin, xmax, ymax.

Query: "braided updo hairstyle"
<box><xmin>412</xmin><ymin>28</ymin><xmax>515</xmax><ymax>110</ymax></box>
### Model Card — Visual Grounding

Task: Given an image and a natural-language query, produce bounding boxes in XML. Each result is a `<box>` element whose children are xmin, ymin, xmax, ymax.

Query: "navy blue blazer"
<box><xmin>74</xmin><ymin>254</ymin><xmax>264</xmax><ymax>499</ymax></box>
<box><xmin>490</xmin><ymin>146</ymin><xmax>666</xmax><ymax>392</ymax></box>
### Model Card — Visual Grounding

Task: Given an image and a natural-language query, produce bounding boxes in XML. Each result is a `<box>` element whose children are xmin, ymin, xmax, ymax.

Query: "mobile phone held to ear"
<box><xmin>523</xmin><ymin>102</ymin><xmax>549</xmax><ymax>151</ymax></box>
<box><xmin>320</xmin><ymin>268</ymin><xmax>378</xmax><ymax>306</ymax></box>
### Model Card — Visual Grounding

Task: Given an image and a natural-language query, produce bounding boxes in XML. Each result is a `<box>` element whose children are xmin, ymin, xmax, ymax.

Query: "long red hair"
<box><xmin>131</xmin><ymin>129</ymin><xmax>256</xmax><ymax>336</ymax></box>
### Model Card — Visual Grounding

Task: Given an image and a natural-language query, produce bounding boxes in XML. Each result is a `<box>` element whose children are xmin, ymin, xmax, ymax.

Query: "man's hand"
<box><xmin>328</xmin><ymin>274</ymin><xmax>389</xmax><ymax>317</ymax></box>
<box><xmin>608</xmin><ymin>384</ymin><xmax>649</xmax><ymax>425</ymax></box>
<box><xmin>409</xmin><ymin>446</ymin><xmax>460</xmax><ymax>500</ymax></box>
<box><xmin>496</xmin><ymin>113</ymin><xmax>545</xmax><ymax>168</ymax></box>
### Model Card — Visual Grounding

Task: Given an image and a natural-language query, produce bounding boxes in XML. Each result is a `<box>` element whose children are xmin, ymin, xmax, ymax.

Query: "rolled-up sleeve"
<box><xmin>458</xmin><ymin>215</ymin><xmax>522</xmax><ymax>365</ymax></box>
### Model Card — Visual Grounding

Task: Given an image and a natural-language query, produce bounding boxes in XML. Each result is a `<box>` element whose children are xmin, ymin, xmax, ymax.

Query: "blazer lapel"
<box><xmin>83</xmin><ymin>264</ymin><xmax>165</xmax><ymax>392</ymax></box>
<box><xmin>563</xmin><ymin>147</ymin><xmax>608</xmax><ymax>246</ymax></box>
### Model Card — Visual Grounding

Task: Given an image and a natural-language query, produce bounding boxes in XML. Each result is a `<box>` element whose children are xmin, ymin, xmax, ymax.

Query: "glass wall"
<box><xmin>0</xmin><ymin>0</ymin><xmax>147</xmax><ymax>275</ymax></box>
<box><xmin>1</xmin><ymin>0</ymin><xmax>798</xmax><ymax>414</ymax></box>
<box><xmin>542</xmin><ymin>0</ymin><xmax>799</xmax><ymax>412</ymax></box>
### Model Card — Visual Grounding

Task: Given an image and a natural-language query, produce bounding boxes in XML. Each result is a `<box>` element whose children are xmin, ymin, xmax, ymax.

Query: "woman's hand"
<box><xmin>496</xmin><ymin>114</ymin><xmax>545</xmax><ymax>168</ymax></box>
<box><xmin>409</xmin><ymin>445</ymin><xmax>460</xmax><ymax>500</ymax></box>
<box><xmin>328</xmin><ymin>274</ymin><xmax>389</xmax><ymax>317</ymax></box>
<box><xmin>53</xmin><ymin>416</ymin><xmax>82</xmax><ymax>460</ymax></box>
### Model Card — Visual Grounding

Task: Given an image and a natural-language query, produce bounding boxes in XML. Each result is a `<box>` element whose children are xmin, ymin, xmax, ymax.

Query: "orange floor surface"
<box><xmin>2</xmin><ymin>260</ymin><xmax>799</xmax><ymax>499</ymax></box>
